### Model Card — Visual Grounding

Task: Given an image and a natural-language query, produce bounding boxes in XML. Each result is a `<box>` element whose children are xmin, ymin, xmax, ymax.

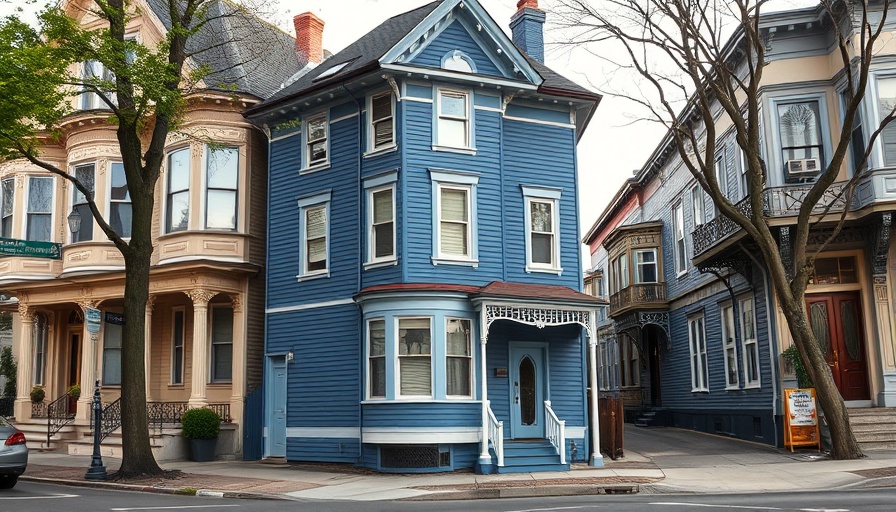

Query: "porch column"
<box><xmin>186</xmin><ymin>289</ymin><xmax>215</xmax><ymax>408</ymax></box>
<box><xmin>13</xmin><ymin>303</ymin><xmax>35</xmax><ymax>421</ymax></box>
<box><xmin>144</xmin><ymin>295</ymin><xmax>156</xmax><ymax>402</ymax></box>
<box><xmin>229</xmin><ymin>293</ymin><xmax>245</xmax><ymax>426</ymax></box>
<box><xmin>588</xmin><ymin>312</ymin><xmax>604</xmax><ymax>467</ymax></box>
<box><xmin>478</xmin><ymin>306</ymin><xmax>491</xmax><ymax>467</ymax></box>
<box><xmin>77</xmin><ymin>300</ymin><xmax>99</xmax><ymax>422</ymax></box>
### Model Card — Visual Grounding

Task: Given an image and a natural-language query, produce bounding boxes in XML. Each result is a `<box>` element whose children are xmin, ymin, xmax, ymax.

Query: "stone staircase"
<box><xmin>14</xmin><ymin>418</ymin><xmax>80</xmax><ymax>451</ymax></box>
<box><xmin>848</xmin><ymin>407</ymin><xmax>896</xmax><ymax>450</ymax></box>
<box><xmin>634</xmin><ymin>409</ymin><xmax>657</xmax><ymax>427</ymax></box>
<box><xmin>494</xmin><ymin>439</ymin><xmax>569</xmax><ymax>473</ymax></box>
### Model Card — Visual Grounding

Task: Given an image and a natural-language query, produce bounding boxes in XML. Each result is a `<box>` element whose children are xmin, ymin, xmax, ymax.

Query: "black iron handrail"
<box><xmin>46</xmin><ymin>392</ymin><xmax>75</xmax><ymax>446</ymax></box>
<box><xmin>90</xmin><ymin>397</ymin><xmax>122</xmax><ymax>441</ymax></box>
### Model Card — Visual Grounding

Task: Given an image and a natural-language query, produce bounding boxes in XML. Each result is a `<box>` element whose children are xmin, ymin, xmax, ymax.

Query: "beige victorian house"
<box><xmin>0</xmin><ymin>0</ymin><xmax>300</xmax><ymax>457</ymax></box>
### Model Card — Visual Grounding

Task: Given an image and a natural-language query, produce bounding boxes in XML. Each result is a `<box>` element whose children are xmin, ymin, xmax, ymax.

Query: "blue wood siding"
<box><xmin>411</xmin><ymin>20</ymin><xmax>503</xmax><ymax>77</ymax></box>
<box><xmin>267</xmin><ymin>134</ymin><xmax>304</xmax><ymax>308</ymax></box>
<box><xmin>453</xmin><ymin>443</ymin><xmax>480</xmax><ymax>469</ymax></box>
<box><xmin>288</xmin><ymin>438</ymin><xmax>360</xmax><ymax>463</ymax></box>
<box><xmin>502</xmin><ymin>118</ymin><xmax>582</xmax><ymax>288</ymax></box>
<box><xmin>268</xmin><ymin>303</ymin><xmax>361</xmax><ymax>427</ymax></box>
<box><xmin>362</xmin><ymin>402</ymin><xmax>480</xmax><ymax>428</ymax></box>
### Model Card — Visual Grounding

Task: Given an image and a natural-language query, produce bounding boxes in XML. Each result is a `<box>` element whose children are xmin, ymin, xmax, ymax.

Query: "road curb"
<box><xmin>403</xmin><ymin>484</ymin><xmax>640</xmax><ymax>500</ymax></box>
<box><xmin>20</xmin><ymin>475</ymin><xmax>289</xmax><ymax>501</ymax></box>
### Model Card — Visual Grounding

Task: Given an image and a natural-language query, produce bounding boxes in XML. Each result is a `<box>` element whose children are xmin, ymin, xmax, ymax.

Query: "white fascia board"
<box><xmin>381</xmin><ymin>64</ymin><xmax>537</xmax><ymax>92</ymax></box>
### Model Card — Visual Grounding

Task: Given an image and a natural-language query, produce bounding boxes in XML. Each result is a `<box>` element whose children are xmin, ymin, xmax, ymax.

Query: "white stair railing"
<box><xmin>487</xmin><ymin>400</ymin><xmax>504</xmax><ymax>467</ymax></box>
<box><xmin>545</xmin><ymin>400</ymin><xmax>566</xmax><ymax>464</ymax></box>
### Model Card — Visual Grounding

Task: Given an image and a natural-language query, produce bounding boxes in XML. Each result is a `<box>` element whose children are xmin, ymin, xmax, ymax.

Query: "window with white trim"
<box><xmin>438</xmin><ymin>185</ymin><xmax>471</xmax><ymax>258</ymax></box>
<box><xmin>740</xmin><ymin>296</ymin><xmax>760</xmax><ymax>388</ymax></box>
<box><xmin>102</xmin><ymin>318</ymin><xmax>123</xmax><ymax>386</ymax></box>
<box><xmin>368</xmin><ymin>185</ymin><xmax>395</xmax><ymax>262</ymax></box>
<box><xmin>688</xmin><ymin>314</ymin><xmax>708</xmax><ymax>392</ymax></box>
<box><xmin>165</xmin><ymin>148</ymin><xmax>190</xmax><ymax>233</ymax></box>
<box><xmin>297</xmin><ymin>192</ymin><xmax>331</xmax><ymax>277</ymax></box>
<box><xmin>368</xmin><ymin>92</ymin><xmax>394</xmax><ymax>151</ymax></box>
<box><xmin>109</xmin><ymin>162</ymin><xmax>132</xmax><ymax>238</ymax></box>
<box><xmin>522</xmin><ymin>186</ymin><xmax>561</xmax><ymax>272</ymax></box>
<box><xmin>171</xmin><ymin>308</ymin><xmax>185</xmax><ymax>385</ymax></box>
<box><xmin>634</xmin><ymin>249</ymin><xmax>657</xmax><ymax>283</ymax></box>
<box><xmin>205</xmin><ymin>147</ymin><xmax>239</xmax><ymax>230</ymax></box>
<box><xmin>71</xmin><ymin>163</ymin><xmax>95</xmax><ymax>242</ymax></box>
<box><xmin>436</xmin><ymin>88</ymin><xmax>470</xmax><ymax>148</ymax></box>
<box><xmin>1</xmin><ymin>178</ymin><xmax>14</xmax><ymax>238</ymax></box>
<box><xmin>776</xmin><ymin>100</ymin><xmax>824</xmax><ymax>180</ymax></box>
<box><xmin>79</xmin><ymin>60</ymin><xmax>111</xmax><ymax>110</ymax></box>
<box><xmin>26</xmin><ymin>176</ymin><xmax>53</xmax><ymax>242</ymax></box>
<box><xmin>368</xmin><ymin>319</ymin><xmax>386</xmax><ymax>399</ymax></box>
<box><xmin>397</xmin><ymin>317</ymin><xmax>432</xmax><ymax>397</ymax></box>
<box><xmin>210</xmin><ymin>305</ymin><xmax>233</xmax><ymax>383</ymax></box>
<box><xmin>673</xmin><ymin>202</ymin><xmax>687</xmax><ymax>274</ymax></box>
<box><xmin>876</xmin><ymin>76</ymin><xmax>896</xmax><ymax>166</ymax></box>
<box><xmin>446</xmin><ymin>318</ymin><xmax>472</xmax><ymax>397</ymax></box>
<box><xmin>721</xmin><ymin>303</ymin><xmax>739</xmax><ymax>389</ymax></box>
<box><xmin>691</xmin><ymin>185</ymin><xmax>704</xmax><ymax>226</ymax></box>
<box><xmin>305</xmin><ymin>112</ymin><xmax>328</xmax><ymax>168</ymax></box>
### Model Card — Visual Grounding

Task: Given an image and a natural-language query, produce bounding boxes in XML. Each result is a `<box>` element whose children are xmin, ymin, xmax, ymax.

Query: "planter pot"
<box><xmin>189</xmin><ymin>438</ymin><xmax>218</xmax><ymax>462</ymax></box>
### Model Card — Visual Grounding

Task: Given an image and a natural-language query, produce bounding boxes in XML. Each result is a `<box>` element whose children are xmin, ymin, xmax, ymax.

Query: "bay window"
<box><xmin>71</xmin><ymin>163</ymin><xmax>95</xmax><ymax>242</ymax></box>
<box><xmin>26</xmin><ymin>177</ymin><xmax>53</xmax><ymax>242</ymax></box>
<box><xmin>109</xmin><ymin>162</ymin><xmax>132</xmax><ymax>237</ymax></box>
<box><xmin>1</xmin><ymin>178</ymin><xmax>13</xmax><ymax>238</ymax></box>
<box><xmin>398</xmin><ymin>318</ymin><xmax>432</xmax><ymax>397</ymax></box>
<box><xmin>446</xmin><ymin>318</ymin><xmax>471</xmax><ymax>397</ymax></box>
<box><xmin>165</xmin><ymin>148</ymin><xmax>190</xmax><ymax>233</ymax></box>
<box><xmin>368</xmin><ymin>319</ymin><xmax>386</xmax><ymax>399</ymax></box>
<box><xmin>205</xmin><ymin>147</ymin><xmax>239</xmax><ymax>230</ymax></box>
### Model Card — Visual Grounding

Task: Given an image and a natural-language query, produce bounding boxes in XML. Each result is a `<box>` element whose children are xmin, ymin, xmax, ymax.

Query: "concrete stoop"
<box><xmin>849</xmin><ymin>407</ymin><xmax>896</xmax><ymax>449</ymax></box>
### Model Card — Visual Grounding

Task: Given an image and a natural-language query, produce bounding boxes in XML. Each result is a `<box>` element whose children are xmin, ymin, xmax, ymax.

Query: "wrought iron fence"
<box><xmin>609</xmin><ymin>282</ymin><xmax>667</xmax><ymax>313</ymax></box>
<box><xmin>147</xmin><ymin>401</ymin><xmax>231</xmax><ymax>432</ymax></box>
<box><xmin>90</xmin><ymin>398</ymin><xmax>122</xmax><ymax>441</ymax></box>
<box><xmin>32</xmin><ymin>401</ymin><xmax>46</xmax><ymax>418</ymax></box>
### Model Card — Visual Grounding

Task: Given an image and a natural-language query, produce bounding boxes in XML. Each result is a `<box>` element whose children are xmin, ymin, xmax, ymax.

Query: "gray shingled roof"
<box><xmin>145</xmin><ymin>0</ymin><xmax>300</xmax><ymax>99</ymax></box>
<box><xmin>251</xmin><ymin>0</ymin><xmax>599</xmax><ymax>113</ymax></box>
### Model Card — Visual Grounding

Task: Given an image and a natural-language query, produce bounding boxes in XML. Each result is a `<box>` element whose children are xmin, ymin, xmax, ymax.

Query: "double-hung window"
<box><xmin>305</xmin><ymin>112</ymin><xmax>328</xmax><ymax>168</ymax></box>
<box><xmin>522</xmin><ymin>186</ymin><xmax>562</xmax><ymax>272</ymax></box>
<box><xmin>297</xmin><ymin>192</ymin><xmax>330</xmax><ymax>278</ymax></box>
<box><xmin>80</xmin><ymin>60</ymin><xmax>111</xmax><ymax>110</ymax></box>
<box><xmin>166</xmin><ymin>148</ymin><xmax>190</xmax><ymax>233</ymax></box>
<box><xmin>612</xmin><ymin>253</ymin><xmax>629</xmax><ymax>293</ymax></box>
<box><xmin>1</xmin><ymin>178</ymin><xmax>13</xmax><ymax>238</ymax></box>
<box><xmin>634</xmin><ymin>249</ymin><xmax>657</xmax><ymax>283</ymax></box>
<box><xmin>673</xmin><ymin>202</ymin><xmax>687</xmax><ymax>275</ymax></box>
<box><xmin>740</xmin><ymin>296</ymin><xmax>760</xmax><ymax>388</ymax></box>
<box><xmin>171</xmin><ymin>308</ymin><xmax>185</xmax><ymax>385</ymax></box>
<box><xmin>691</xmin><ymin>185</ymin><xmax>704</xmax><ymax>226</ymax></box>
<box><xmin>436</xmin><ymin>89</ymin><xmax>470</xmax><ymax>149</ymax></box>
<box><xmin>26</xmin><ymin>177</ymin><xmax>53</xmax><ymax>242</ymax></box>
<box><xmin>205</xmin><ymin>147</ymin><xmax>239</xmax><ymax>230</ymax></box>
<box><xmin>446</xmin><ymin>318</ymin><xmax>471</xmax><ymax>397</ymax></box>
<box><xmin>620</xmin><ymin>338</ymin><xmax>639</xmax><ymax>387</ymax></box>
<box><xmin>876</xmin><ymin>76</ymin><xmax>896</xmax><ymax>166</ymax></box>
<box><xmin>71</xmin><ymin>163</ymin><xmax>95</xmax><ymax>242</ymax></box>
<box><xmin>102</xmin><ymin>316</ymin><xmax>123</xmax><ymax>386</ymax></box>
<box><xmin>368</xmin><ymin>319</ymin><xmax>386</xmax><ymax>399</ymax></box>
<box><xmin>398</xmin><ymin>318</ymin><xmax>432</xmax><ymax>397</ymax></box>
<box><xmin>109</xmin><ymin>162</ymin><xmax>132</xmax><ymax>237</ymax></box>
<box><xmin>368</xmin><ymin>186</ymin><xmax>395</xmax><ymax>263</ymax></box>
<box><xmin>721</xmin><ymin>303</ymin><xmax>739</xmax><ymax>389</ymax></box>
<box><xmin>210</xmin><ymin>306</ymin><xmax>233</xmax><ymax>382</ymax></box>
<box><xmin>688</xmin><ymin>314</ymin><xmax>708</xmax><ymax>392</ymax></box>
<box><xmin>777</xmin><ymin>100</ymin><xmax>824</xmax><ymax>179</ymax></box>
<box><xmin>368</xmin><ymin>92</ymin><xmax>394</xmax><ymax>152</ymax></box>
<box><xmin>439</xmin><ymin>186</ymin><xmax>470</xmax><ymax>257</ymax></box>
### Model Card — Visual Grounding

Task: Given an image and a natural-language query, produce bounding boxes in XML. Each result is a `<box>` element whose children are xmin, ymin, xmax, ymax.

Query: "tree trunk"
<box><xmin>777</xmin><ymin>290</ymin><xmax>863</xmax><ymax>459</ymax></box>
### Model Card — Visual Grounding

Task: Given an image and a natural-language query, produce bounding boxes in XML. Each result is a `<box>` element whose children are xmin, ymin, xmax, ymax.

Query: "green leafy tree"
<box><xmin>0</xmin><ymin>0</ymin><xmax>280</xmax><ymax>476</ymax></box>
<box><xmin>0</xmin><ymin>346</ymin><xmax>16</xmax><ymax>398</ymax></box>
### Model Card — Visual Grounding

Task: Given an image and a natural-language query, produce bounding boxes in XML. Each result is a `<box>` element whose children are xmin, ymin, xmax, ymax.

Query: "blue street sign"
<box><xmin>85</xmin><ymin>307</ymin><xmax>101</xmax><ymax>335</ymax></box>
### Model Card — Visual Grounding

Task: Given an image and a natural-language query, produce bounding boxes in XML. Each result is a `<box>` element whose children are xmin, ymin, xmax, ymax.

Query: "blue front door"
<box><xmin>266</xmin><ymin>356</ymin><xmax>287</xmax><ymax>458</ymax></box>
<box><xmin>510</xmin><ymin>345</ymin><xmax>546</xmax><ymax>439</ymax></box>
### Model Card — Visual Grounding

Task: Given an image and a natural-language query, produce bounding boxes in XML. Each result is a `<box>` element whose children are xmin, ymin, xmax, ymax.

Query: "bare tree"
<box><xmin>0</xmin><ymin>0</ymin><xmax>293</xmax><ymax>476</ymax></box>
<box><xmin>554</xmin><ymin>0</ymin><xmax>896</xmax><ymax>460</ymax></box>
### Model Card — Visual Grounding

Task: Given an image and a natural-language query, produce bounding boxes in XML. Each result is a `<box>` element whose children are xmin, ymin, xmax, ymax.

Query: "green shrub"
<box><xmin>0</xmin><ymin>346</ymin><xmax>15</xmax><ymax>398</ymax></box>
<box><xmin>181</xmin><ymin>407</ymin><xmax>221</xmax><ymax>440</ymax></box>
<box><xmin>30</xmin><ymin>386</ymin><xmax>45</xmax><ymax>403</ymax></box>
<box><xmin>67</xmin><ymin>384</ymin><xmax>81</xmax><ymax>399</ymax></box>
<box><xmin>782</xmin><ymin>344</ymin><xmax>813</xmax><ymax>389</ymax></box>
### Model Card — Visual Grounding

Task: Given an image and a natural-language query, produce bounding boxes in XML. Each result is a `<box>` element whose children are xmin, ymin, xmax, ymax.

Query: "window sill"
<box><xmin>432</xmin><ymin>257</ymin><xmax>479</xmax><ymax>268</ymax></box>
<box><xmin>676</xmin><ymin>270</ymin><xmax>688</xmax><ymax>279</ymax></box>
<box><xmin>296</xmin><ymin>271</ymin><xmax>330</xmax><ymax>282</ymax></box>
<box><xmin>361</xmin><ymin>399</ymin><xmax>480</xmax><ymax>404</ymax></box>
<box><xmin>526</xmin><ymin>266</ymin><xmax>563</xmax><ymax>275</ymax></box>
<box><xmin>431</xmin><ymin>145</ymin><xmax>477</xmax><ymax>156</ymax></box>
<box><xmin>364</xmin><ymin>259</ymin><xmax>398</xmax><ymax>270</ymax></box>
<box><xmin>690</xmin><ymin>389</ymin><xmax>709</xmax><ymax>394</ymax></box>
<box><xmin>300</xmin><ymin>162</ymin><xmax>331</xmax><ymax>175</ymax></box>
<box><xmin>364</xmin><ymin>144</ymin><xmax>398</xmax><ymax>158</ymax></box>
<box><xmin>724</xmin><ymin>386</ymin><xmax>740</xmax><ymax>391</ymax></box>
<box><xmin>167</xmin><ymin>384</ymin><xmax>186</xmax><ymax>389</ymax></box>
<box><xmin>742</xmin><ymin>383</ymin><xmax>761</xmax><ymax>390</ymax></box>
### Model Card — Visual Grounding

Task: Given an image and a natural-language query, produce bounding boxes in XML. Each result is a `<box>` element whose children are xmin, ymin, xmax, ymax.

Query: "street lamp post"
<box><xmin>85</xmin><ymin>380</ymin><xmax>107</xmax><ymax>480</ymax></box>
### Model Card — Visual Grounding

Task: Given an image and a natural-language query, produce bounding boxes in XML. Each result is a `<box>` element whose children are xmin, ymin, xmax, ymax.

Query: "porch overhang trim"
<box><xmin>477</xmin><ymin>301</ymin><xmax>596</xmax><ymax>339</ymax></box>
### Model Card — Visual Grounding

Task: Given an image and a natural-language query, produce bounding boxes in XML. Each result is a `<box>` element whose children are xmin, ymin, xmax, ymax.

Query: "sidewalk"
<box><xmin>20</xmin><ymin>427</ymin><xmax>896</xmax><ymax>501</ymax></box>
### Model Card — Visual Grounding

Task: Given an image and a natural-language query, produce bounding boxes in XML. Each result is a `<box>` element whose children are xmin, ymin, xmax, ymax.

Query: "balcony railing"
<box><xmin>692</xmin><ymin>180</ymin><xmax>856</xmax><ymax>257</ymax></box>
<box><xmin>609</xmin><ymin>282</ymin><xmax>667</xmax><ymax>314</ymax></box>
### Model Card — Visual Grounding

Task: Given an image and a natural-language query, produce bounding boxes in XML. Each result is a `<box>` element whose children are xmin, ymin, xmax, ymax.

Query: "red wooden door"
<box><xmin>806</xmin><ymin>292</ymin><xmax>870</xmax><ymax>401</ymax></box>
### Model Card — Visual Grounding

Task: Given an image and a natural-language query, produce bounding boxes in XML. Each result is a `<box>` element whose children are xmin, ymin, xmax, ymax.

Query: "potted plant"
<box><xmin>67</xmin><ymin>384</ymin><xmax>81</xmax><ymax>414</ymax></box>
<box><xmin>30</xmin><ymin>386</ymin><xmax>45</xmax><ymax>403</ymax></box>
<box><xmin>181</xmin><ymin>407</ymin><xmax>221</xmax><ymax>462</ymax></box>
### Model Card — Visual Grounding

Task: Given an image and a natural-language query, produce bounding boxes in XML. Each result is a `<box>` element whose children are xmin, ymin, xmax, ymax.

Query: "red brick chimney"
<box><xmin>293</xmin><ymin>12</ymin><xmax>325</xmax><ymax>68</ymax></box>
<box><xmin>516</xmin><ymin>0</ymin><xmax>540</xmax><ymax>10</ymax></box>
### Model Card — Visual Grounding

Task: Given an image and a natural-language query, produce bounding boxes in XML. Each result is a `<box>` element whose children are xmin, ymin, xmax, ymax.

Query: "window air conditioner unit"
<box><xmin>784</xmin><ymin>158</ymin><xmax>820</xmax><ymax>177</ymax></box>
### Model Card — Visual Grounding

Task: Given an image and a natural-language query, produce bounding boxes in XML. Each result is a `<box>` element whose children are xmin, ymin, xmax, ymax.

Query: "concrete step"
<box><xmin>847</xmin><ymin>407</ymin><xmax>896</xmax><ymax>417</ymax></box>
<box><xmin>850</xmin><ymin>421</ymin><xmax>896</xmax><ymax>432</ymax></box>
<box><xmin>853</xmin><ymin>430</ymin><xmax>896</xmax><ymax>443</ymax></box>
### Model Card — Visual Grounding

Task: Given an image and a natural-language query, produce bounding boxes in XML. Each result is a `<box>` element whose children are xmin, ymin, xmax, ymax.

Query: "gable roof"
<box><xmin>145</xmin><ymin>0</ymin><xmax>300</xmax><ymax>99</ymax></box>
<box><xmin>247</xmin><ymin>0</ymin><xmax>600</xmax><ymax>117</ymax></box>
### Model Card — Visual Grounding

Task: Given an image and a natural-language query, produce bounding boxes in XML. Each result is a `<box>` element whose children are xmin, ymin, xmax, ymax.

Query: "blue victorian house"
<box><xmin>245</xmin><ymin>0</ymin><xmax>604</xmax><ymax>474</ymax></box>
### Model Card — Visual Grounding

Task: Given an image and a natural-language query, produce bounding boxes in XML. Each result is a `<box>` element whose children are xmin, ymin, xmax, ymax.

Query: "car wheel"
<box><xmin>0</xmin><ymin>476</ymin><xmax>17</xmax><ymax>489</ymax></box>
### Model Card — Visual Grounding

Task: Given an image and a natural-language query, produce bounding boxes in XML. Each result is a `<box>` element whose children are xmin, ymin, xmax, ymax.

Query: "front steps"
<box><xmin>848</xmin><ymin>407</ymin><xmax>896</xmax><ymax>450</ymax></box>
<box><xmin>634</xmin><ymin>409</ymin><xmax>656</xmax><ymax>427</ymax></box>
<box><xmin>495</xmin><ymin>439</ymin><xmax>569</xmax><ymax>473</ymax></box>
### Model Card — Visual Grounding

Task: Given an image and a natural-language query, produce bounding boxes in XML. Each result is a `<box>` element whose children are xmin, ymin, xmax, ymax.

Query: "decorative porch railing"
<box><xmin>486</xmin><ymin>400</ymin><xmax>504</xmax><ymax>467</ymax></box>
<box><xmin>46</xmin><ymin>392</ymin><xmax>75</xmax><ymax>447</ymax></box>
<box><xmin>692</xmin><ymin>180</ymin><xmax>856</xmax><ymax>257</ymax></box>
<box><xmin>147</xmin><ymin>402</ymin><xmax>231</xmax><ymax>432</ymax></box>
<box><xmin>609</xmin><ymin>282</ymin><xmax>667</xmax><ymax>314</ymax></box>
<box><xmin>544</xmin><ymin>400</ymin><xmax>566</xmax><ymax>465</ymax></box>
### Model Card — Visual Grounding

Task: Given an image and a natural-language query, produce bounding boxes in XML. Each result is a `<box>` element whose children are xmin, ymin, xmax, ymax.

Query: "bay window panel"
<box><xmin>27</xmin><ymin>177</ymin><xmax>53</xmax><ymax>242</ymax></box>
<box><xmin>110</xmin><ymin>162</ymin><xmax>132</xmax><ymax>237</ymax></box>
<box><xmin>446</xmin><ymin>318</ymin><xmax>471</xmax><ymax>396</ymax></box>
<box><xmin>399</xmin><ymin>318</ymin><xmax>431</xmax><ymax>396</ymax></box>
<box><xmin>72</xmin><ymin>164</ymin><xmax>96</xmax><ymax>242</ymax></box>
<box><xmin>206</xmin><ymin>147</ymin><xmax>238</xmax><ymax>230</ymax></box>
<box><xmin>166</xmin><ymin>149</ymin><xmax>190</xmax><ymax>232</ymax></box>
<box><xmin>399</xmin><ymin>358</ymin><xmax>431</xmax><ymax>396</ymax></box>
<box><xmin>1</xmin><ymin>178</ymin><xmax>13</xmax><ymax>238</ymax></box>
<box><xmin>878</xmin><ymin>78</ymin><xmax>896</xmax><ymax>165</ymax></box>
<box><xmin>206</xmin><ymin>190</ymin><xmax>237</xmax><ymax>229</ymax></box>
<box><xmin>369</xmin><ymin>319</ymin><xmax>386</xmax><ymax>397</ymax></box>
